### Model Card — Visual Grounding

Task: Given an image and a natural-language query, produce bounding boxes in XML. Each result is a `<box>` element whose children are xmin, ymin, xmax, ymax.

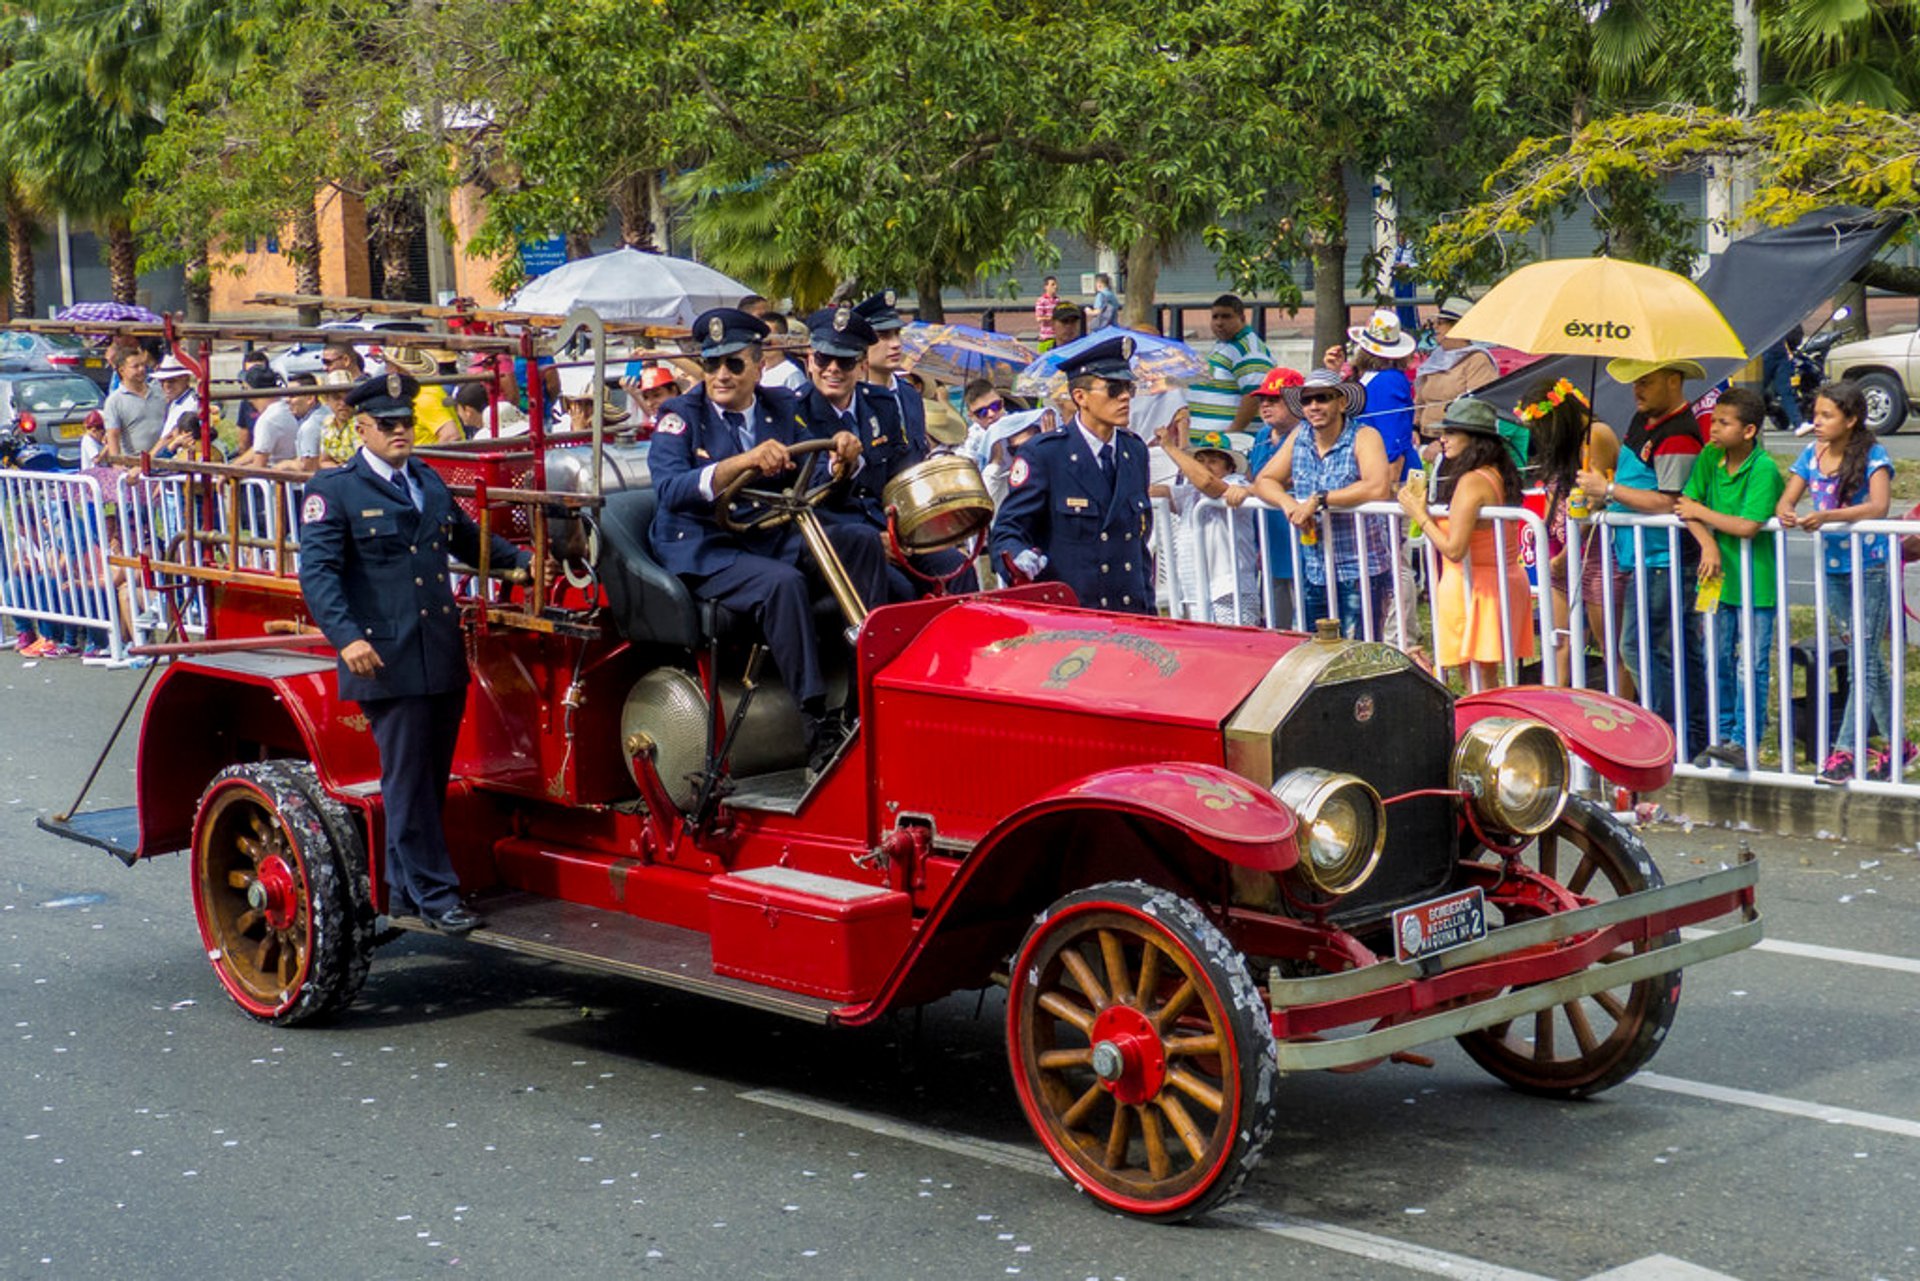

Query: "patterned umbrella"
<box><xmin>898</xmin><ymin>322</ymin><xmax>1036</xmax><ymax>388</ymax></box>
<box><xmin>1014</xmin><ymin>328</ymin><xmax>1205</xmax><ymax>398</ymax></box>
<box><xmin>54</xmin><ymin>302</ymin><xmax>164</xmax><ymax>324</ymax></box>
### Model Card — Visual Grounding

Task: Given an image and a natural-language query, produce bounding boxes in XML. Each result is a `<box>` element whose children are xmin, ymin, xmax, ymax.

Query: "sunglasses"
<box><xmin>366</xmin><ymin>419</ymin><xmax>413</xmax><ymax>434</ymax></box>
<box><xmin>1297</xmin><ymin>392</ymin><xmax>1339</xmax><ymax>406</ymax></box>
<box><xmin>1097</xmin><ymin>379</ymin><xmax>1133</xmax><ymax>399</ymax></box>
<box><xmin>811</xmin><ymin>352</ymin><xmax>858</xmax><ymax>372</ymax></box>
<box><xmin>699</xmin><ymin>354</ymin><xmax>751</xmax><ymax>375</ymax></box>
<box><xmin>970</xmin><ymin>399</ymin><xmax>1005</xmax><ymax>420</ymax></box>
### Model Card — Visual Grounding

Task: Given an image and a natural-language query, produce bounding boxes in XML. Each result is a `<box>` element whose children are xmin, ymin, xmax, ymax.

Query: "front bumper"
<box><xmin>1267</xmin><ymin>851</ymin><xmax>1760</xmax><ymax>1072</ymax></box>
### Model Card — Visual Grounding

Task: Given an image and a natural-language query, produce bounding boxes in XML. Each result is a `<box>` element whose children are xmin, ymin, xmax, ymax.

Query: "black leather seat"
<box><xmin>600</xmin><ymin>488</ymin><xmax>718</xmax><ymax>648</ymax></box>
<box><xmin>598</xmin><ymin>487</ymin><xmax>850</xmax><ymax>651</ymax></box>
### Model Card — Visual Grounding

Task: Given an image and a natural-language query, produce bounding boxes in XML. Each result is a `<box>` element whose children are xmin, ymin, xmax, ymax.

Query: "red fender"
<box><xmin>1023</xmin><ymin>762</ymin><xmax>1301</xmax><ymax>871</ymax></box>
<box><xmin>1456</xmin><ymin>687</ymin><xmax>1674</xmax><ymax>792</ymax></box>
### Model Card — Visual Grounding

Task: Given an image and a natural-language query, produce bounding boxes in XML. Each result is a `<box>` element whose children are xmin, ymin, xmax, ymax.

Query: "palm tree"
<box><xmin>674</xmin><ymin>174</ymin><xmax>842</xmax><ymax>313</ymax></box>
<box><xmin>1762</xmin><ymin>0</ymin><xmax>1918</xmax><ymax>109</ymax></box>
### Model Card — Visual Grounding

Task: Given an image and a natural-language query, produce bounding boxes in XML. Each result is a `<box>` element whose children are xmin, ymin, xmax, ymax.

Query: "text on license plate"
<box><xmin>1392</xmin><ymin>886</ymin><xmax>1487</xmax><ymax>963</ymax></box>
<box><xmin>58</xmin><ymin>422</ymin><xmax>86</xmax><ymax>439</ymax></box>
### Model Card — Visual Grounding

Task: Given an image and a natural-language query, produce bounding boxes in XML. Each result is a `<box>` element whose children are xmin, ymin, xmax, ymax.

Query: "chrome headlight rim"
<box><xmin>1451</xmin><ymin>717</ymin><xmax>1569</xmax><ymax>837</ymax></box>
<box><xmin>1271</xmin><ymin>767</ymin><xmax>1387</xmax><ymax>896</ymax></box>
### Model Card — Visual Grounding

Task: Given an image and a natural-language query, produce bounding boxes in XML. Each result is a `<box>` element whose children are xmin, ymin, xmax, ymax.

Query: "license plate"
<box><xmin>1392</xmin><ymin>886</ymin><xmax>1487</xmax><ymax>963</ymax></box>
<box><xmin>58</xmin><ymin>422</ymin><xmax>86</xmax><ymax>439</ymax></box>
<box><xmin>83</xmin><ymin>357</ymin><xmax>103</xmax><ymax>368</ymax></box>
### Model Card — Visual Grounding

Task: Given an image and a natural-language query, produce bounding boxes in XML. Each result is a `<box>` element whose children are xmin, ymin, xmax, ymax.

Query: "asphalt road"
<box><xmin>4</xmin><ymin>659</ymin><xmax>1918</xmax><ymax>1281</ymax></box>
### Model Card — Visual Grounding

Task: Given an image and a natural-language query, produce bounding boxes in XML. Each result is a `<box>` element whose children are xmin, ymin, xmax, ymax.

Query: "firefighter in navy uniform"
<box><xmin>988</xmin><ymin>334</ymin><xmax>1155</xmax><ymax>614</ymax></box>
<box><xmin>647</xmin><ymin>307</ymin><xmax>889</xmax><ymax>771</ymax></box>
<box><xmin>297</xmin><ymin>373</ymin><xmax>534</xmax><ymax>934</ymax></box>
<box><xmin>802</xmin><ymin>301</ymin><xmax>975</xmax><ymax>603</ymax></box>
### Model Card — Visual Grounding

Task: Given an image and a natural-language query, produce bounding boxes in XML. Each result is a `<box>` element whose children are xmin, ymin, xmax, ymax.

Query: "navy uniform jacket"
<box><xmin>989</xmin><ymin>422</ymin><xmax>1155</xmax><ymax>614</ymax></box>
<box><xmin>648</xmin><ymin>384</ymin><xmax>824</xmax><ymax>578</ymax></box>
<box><xmin>797</xmin><ymin>380</ymin><xmax>914</xmax><ymax>527</ymax></box>
<box><xmin>298</xmin><ymin>451</ymin><xmax>527</xmax><ymax>702</ymax></box>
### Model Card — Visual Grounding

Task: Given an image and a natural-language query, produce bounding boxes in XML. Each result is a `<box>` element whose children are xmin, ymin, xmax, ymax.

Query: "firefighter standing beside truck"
<box><xmin>989</xmin><ymin>334</ymin><xmax>1156</xmax><ymax>614</ymax></box>
<box><xmin>297</xmin><ymin>373</ymin><xmax>534</xmax><ymax>935</ymax></box>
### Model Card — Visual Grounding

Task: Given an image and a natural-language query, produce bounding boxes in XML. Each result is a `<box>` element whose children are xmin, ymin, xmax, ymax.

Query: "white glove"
<box><xmin>1014</xmin><ymin>549</ymin><xmax>1048</xmax><ymax>579</ymax></box>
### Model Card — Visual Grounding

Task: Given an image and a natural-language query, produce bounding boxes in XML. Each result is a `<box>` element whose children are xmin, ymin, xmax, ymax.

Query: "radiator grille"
<box><xmin>1272</xmin><ymin>670</ymin><xmax>1456</xmax><ymax>925</ymax></box>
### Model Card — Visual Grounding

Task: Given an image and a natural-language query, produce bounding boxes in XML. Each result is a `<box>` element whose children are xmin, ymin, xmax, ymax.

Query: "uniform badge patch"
<box><xmin>656</xmin><ymin>413</ymin><xmax>687</xmax><ymax>436</ymax></box>
<box><xmin>1009</xmin><ymin>458</ymin><xmax>1030</xmax><ymax>487</ymax></box>
<box><xmin>302</xmin><ymin>493</ymin><xmax>329</xmax><ymax>524</ymax></box>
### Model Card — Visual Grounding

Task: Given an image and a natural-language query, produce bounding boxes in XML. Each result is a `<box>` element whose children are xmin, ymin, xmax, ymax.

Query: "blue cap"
<box><xmin>690</xmin><ymin>307</ymin><xmax>771</xmax><ymax>358</ymax></box>
<box><xmin>852</xmin><ymin>290</ymin><xmax>905</xmax><ymax>332</ymax></box>
<box><xmin>1058</xmin><ymin>335</ymin><xmax>1136</xmax><ymax>382</ymax></box>
<box><xmin>342</xmin><ymin>371</ymin><xmax>420</xmax><ymax>420</ymax></box>
<box><xmin>804</xmin><ymin>303</ymin><xmax>878</xmax><ymax>358</ymax></box>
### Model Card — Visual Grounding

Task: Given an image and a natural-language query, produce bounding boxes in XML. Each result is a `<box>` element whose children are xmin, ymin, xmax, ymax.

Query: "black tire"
<box><xmin>1006</xmin><ymin>880</ymin><xmax>1279</xmax><ymax>1222</ymax></box>
<box><xmin>1856</xmin><ymin>370</ymin><xmax>1909</xmax><ymax>435</ymax></box>
<box><xmin>191</xmin><ymin>760</ymin><xmax>374</xmax><ymax>1025</ymax></box>
<box><xmin>1457</xmin><ymin>796</ymin><xmax>1680</xmax><ymax>1098</ymax></box>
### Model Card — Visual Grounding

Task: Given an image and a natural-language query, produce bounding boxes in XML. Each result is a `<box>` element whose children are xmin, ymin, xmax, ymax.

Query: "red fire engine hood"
<box><xmin>872</xmin><ymin>600</ymin><xmax>1305</xmax><ymax>727</ymax></box>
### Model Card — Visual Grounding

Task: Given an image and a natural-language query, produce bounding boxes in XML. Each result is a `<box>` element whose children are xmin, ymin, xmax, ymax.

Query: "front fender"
<box><xmin>1456</xmin><ymin>687</ymin><xmax>1673</xmax><ymax>792</ymax></box>
<box><xmin>1002</xmin><ymin>762</ymin><xmax>1300</xmax><ymax>873</ymax></box>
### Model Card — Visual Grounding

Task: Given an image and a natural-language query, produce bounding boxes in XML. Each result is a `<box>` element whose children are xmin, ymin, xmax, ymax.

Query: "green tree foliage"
<box><xmin>1762</xmin><ymin>0</ymin><xmax>1919</xmax><ymax>110</ymax></box>
<box><xmin>1426</xmin><ymin>106</ymin><xmax>1920</xmax><ymax>288</ymax></box>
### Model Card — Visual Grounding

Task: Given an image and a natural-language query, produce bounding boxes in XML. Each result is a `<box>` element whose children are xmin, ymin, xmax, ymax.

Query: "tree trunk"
<box><xmin>914</xmin><ymin>264</ymin><xmax>945</xmax><ymax>324</ymax></box>
<box><xmin>614</xmin><ymin>172</ymin><xmax>657</xmax><ymax>250</ymax></box>
<box><xmin>566</xmin><ymin>231</ymin><xmax>594</xmax><ymax>261</ymax></box>
<box><xmin>185</xmin><ymin>242</ymin><xmax>211</xmax><ymax>323</ymax></box>
<box><xmin>5</xmin><ymin>204</ymin><xmax>30</xmax><ymax>321</ymax></box>
<box><xmin>1858</xmin><ymin>259</ymin><xmax>1920</xmax><ymax>298</ymax></box>
<box><xmin>370</xmin><ymin>198</ymin><xmax>419</xmax><ymax>302</ymax></box>
<box><xmin>1835</xmin><ymin>281</ymin><xmax>1869</xmax><ymax>339</ymax></box>
<box><xmin>1122</xmin><ymin>231</ymin><xmax>1163</xmax><ymax>331</ymax></box>
<box><xmin>1309</xmin><ymin>161</ymin><xmax>1349</xmax><ymax>361</ymax></box>
<box><xmin>292</xmin><ymin>202</ymin><xmax>322</xmax><ymax>328</ymax></box>
<box><xmin>107</xmin><ymin>223</ymin><xmax>139</xmax><ymax>304</ymax></box>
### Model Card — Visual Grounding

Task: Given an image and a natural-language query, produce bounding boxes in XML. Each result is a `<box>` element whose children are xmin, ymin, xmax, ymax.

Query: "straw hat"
<box><xmin>1282</xmin><ymin>367</ymin><xmax>1367</xmax><ymax>418</ymax></box>
<box><xmin>383</xmin><ymin>345</ymin><xmax>439</xmax><ymax>378</ymax></box>
<box><xmin>1348</xmin><ymin>308</ymin><xmax>1417</xmax><ymax>359</ymax></box>
<box><xmin>1606</xmin><ymin>357</ymin><xmax>1708</xmax><ymax>384</ymax></box>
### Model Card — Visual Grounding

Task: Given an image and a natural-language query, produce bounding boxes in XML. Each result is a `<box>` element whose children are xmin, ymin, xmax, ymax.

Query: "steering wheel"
<box><xmin>715</xmin><ymin>438</ymin><xmax>847</xmax><ymax>534</ymax></box>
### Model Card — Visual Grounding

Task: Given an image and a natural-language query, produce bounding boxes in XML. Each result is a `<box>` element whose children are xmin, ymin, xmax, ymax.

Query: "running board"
<box><xmin>36</xmin><ymin>806</ymin><xmax>144</xmax><ymax>867</ymax></box>
<box><xmin>384</xmin><ymin>891</ymin><xmax>842</xmax><ymax>1024</ymax></box>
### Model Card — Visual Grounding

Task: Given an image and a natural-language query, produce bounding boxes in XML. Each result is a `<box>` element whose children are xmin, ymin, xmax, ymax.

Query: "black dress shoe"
<box><xmin>420</xmin><ymin>904</ymin><xmax>483</xmax><ymax>934</ymax></box>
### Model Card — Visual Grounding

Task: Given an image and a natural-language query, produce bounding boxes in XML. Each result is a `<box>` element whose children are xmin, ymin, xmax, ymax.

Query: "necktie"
<box><xmin>723</xmin><ymin>410</ymin><xmax>750</xmax><ymax>453</ymax></box>
<box><xmin>393</xmin><ymin>465</ymin><xmax>421</xmax><ymax>511</ymax></box>
<box><xmin>1099</xmin><ymin>444</ymin><xmax>1115</xmax><ymax>484</ymax></box>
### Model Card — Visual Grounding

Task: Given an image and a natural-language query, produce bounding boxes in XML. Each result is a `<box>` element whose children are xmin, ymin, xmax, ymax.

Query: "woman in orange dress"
<box><xmin>1397</xmin><ymin>397</ymin><xmax>1535</xmax><ymax>690</ymax></box>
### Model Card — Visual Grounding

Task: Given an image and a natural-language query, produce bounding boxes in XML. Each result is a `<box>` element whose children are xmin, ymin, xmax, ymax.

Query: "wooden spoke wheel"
<box><xmin>191</xmin><ymin>761</ymin><xmax>373</xmax><ymax>1026</ymax></box>
<box><xmin>1007</xmin><ymin>881</ymin><xmax>1279</xmax><ymax>1221</ymax></box>
<box><xmin>1458</xmin><ymin>795</ymin><xmax>1681</xmax><ymax>1099</ymax></box>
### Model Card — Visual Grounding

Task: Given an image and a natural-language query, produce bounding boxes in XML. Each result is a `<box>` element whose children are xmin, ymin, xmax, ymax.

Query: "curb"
<box><xmin>1654</xmin><ymin>772</ymin><xmax>1920</xmax><ymax>848</ymax></box>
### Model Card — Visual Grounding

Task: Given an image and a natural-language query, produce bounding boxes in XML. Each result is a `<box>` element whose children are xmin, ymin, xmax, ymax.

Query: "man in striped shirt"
<box><xmin>1187</xmin><ymin>294</ymin><xmax>1273</xmax><ymax>434</ymax></box>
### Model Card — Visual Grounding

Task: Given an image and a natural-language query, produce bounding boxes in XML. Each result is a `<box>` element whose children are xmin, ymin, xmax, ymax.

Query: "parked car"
<box><xmin>0</xmin><ymin>371</ymin><xmax>105</xmax><ymax>467</ymax></box>
<box><xmin>0</xmin><ymin>329</ymin><xmax>112</xmax><ymax>390</ymax></box>
<box><xmin>1822</xmin><ymin>327</ymin><xmax>1915</xmax><ymax>434</ymax></box>
<box><xmin>270</xmin><ymin>318</ymin><xmax>430</xmax><ymax>381</ymax></box>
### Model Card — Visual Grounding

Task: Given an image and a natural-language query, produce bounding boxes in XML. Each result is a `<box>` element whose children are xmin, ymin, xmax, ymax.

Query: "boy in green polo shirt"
<box><xmin>1676</xmin><ymin>388</ymin><xmax>1785</xmax><ymax>769</ymax></box>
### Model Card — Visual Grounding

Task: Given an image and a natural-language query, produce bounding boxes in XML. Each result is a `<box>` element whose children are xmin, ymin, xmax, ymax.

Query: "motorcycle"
<box><xmin>0</xmin><ymin>426</ymin><xmax>62</xmax><ymax>472</ymax></box>
<box><xmin>1766</xmin><ymin>306</ymin><xmax>1850</xmax><ymax>431</ymax></box>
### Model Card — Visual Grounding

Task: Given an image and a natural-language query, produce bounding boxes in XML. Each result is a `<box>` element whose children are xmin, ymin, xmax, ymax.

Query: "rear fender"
<box><xmin>132</xmin><ymin>658</ymin><xmax>380</xmax><ymax>858</ymax></box>
<box><xmin>835</xmin><ymin>763</ymin><xmax>1297</xmax><ymax>1023</ymax></box>
<box><xmin>1456</xmin><ymin>687</ymin><xmax>1674</xmax><ymax>792</ymax></box>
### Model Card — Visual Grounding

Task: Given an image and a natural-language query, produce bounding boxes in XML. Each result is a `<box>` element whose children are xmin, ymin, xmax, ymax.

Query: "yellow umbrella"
<box><xmin>1448</xmin><ymin>257</ymin><xmax>1747</xmax><ymax>361</ymax></box>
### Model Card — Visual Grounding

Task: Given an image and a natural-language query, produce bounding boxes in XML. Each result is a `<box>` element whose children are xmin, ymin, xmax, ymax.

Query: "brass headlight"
<box><xmin>1272</xmin><ymin>768</ymin><xmax>1386</xmax><ymax>895</ymax></box>
<box><xmin>1452</xmin><ymin>717</ymin><xmax>1568</xmax><ymax>836</ymax></box>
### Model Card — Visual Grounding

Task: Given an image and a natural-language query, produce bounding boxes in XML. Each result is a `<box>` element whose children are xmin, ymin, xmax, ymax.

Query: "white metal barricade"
<box><xmin>0</xmin><ymin>468</ymin><xmax>127</xmax><ymax>661</ymax></box>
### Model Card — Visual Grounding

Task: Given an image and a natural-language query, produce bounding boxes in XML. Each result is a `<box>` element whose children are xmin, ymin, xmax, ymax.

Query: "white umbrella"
<box><xmin>504</xmin><ymin>247</ymin><xmax>753</xmax><ymax>329</ymax></box>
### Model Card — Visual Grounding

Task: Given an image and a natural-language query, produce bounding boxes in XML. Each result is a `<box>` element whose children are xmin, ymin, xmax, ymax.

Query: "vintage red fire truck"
<box><xmin>42</xmin><ymin>318</ymin><xmax>1760</xmax><ymax>1222</ymax></box>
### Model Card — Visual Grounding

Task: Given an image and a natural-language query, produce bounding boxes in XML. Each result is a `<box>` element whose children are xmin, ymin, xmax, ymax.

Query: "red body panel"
<box><xmin>1455</xmin><ymin>686</ymin><xmax>1676</xmax><ymax>792</ymax></box>
<box><xmin>870</xmin><ymin>600</ymin><xmax>1302</xmax><ymax>846</ymax></box>
<box><xmin>708</xmin><ymin>872</ymin><xmax>913</xmax><ymax>1002</ymax></box>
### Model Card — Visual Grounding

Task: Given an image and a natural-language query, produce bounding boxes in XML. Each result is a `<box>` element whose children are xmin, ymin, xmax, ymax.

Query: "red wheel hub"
<box><xmin>1089</xmin><ymin>1004</ymin><xmax>1167</xmax><ymax>1106</ymax></box>
<box><xmin>251</xmin><ymin>856</ymin><xmax>298</xmax><ymax>931</ymax></box>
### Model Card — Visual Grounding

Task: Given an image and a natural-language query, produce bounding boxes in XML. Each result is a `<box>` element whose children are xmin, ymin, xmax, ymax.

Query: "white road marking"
<box><xmin>1582</xmin><ymin>1256</ymin><xmax>1743</xmax><ymax>1281</ymax></box>
<box><xmin>1627</xmin><ymin>1072</ymin><xmax>1920</xmax><ymax>1139</ymax></box>
<box><xmin>1681</xmin><ymin>928</ymin><xmax>1920</xmax><ymax>976</ymax></box>
<box><xmin>741</xmin><ymin>1088</ymin><xmax>1559</xmax><ymax>1280</ymax></box>
<box><xmin>1217</xmin><ymin>1206</ymin><xmax>1557</xmax><ymax>1281</ymax></box>
<box><xmin>738</xmin><ymin>1088</ymin><xmax>1059</xmax><ymax>1179</ymax></box>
